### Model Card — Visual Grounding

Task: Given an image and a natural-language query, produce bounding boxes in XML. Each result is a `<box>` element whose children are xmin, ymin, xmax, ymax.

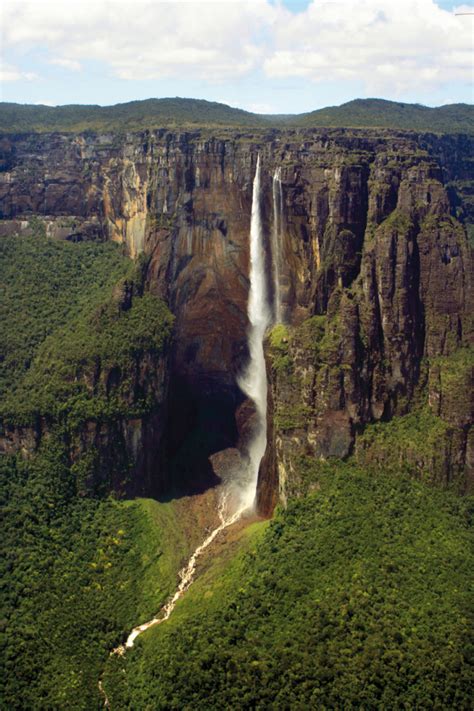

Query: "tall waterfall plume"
<box><xmin>237</xmin><ymin>153</ymin><xmax>272</xmax><ymax>511</ymax></box>
<box><xmin>272</xmin><ymin>167</ymin><xmax>284</xmax><ymax>323</ymax></box>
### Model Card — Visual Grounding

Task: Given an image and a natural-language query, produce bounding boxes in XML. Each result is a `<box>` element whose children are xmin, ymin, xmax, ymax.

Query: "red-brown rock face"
<box><xmin>1</xmin><ymin>129</ymin><xmax>472</xmax><ymax>508</ymax></box>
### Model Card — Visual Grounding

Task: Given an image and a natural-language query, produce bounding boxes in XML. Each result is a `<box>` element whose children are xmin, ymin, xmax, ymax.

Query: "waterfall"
<box><xmin>237</xmin><ymin>153</ymin><xmax>272</xmax><ymax>511</ymax></box>
<box><xmin>272</xmin><ymin>167</ymin><xmax>283</xmax><ymax>323</ymax></box>
<box><xmin>100</xmin><ymin>155</ymin><xmax>271</xmax><ymax>671</ymax></box>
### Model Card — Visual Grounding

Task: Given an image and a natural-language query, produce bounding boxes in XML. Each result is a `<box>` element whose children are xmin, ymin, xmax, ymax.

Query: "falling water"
<box><xmin>100</xmin><ymin>156</ymin><xmax>274</xmax><ymax>711</ymax></box>
<box><xmin>100</xmin><ymin>155</ymin><xmax>270</xmax><ymax>679</ymax></box>
<box><xmin>272</xmin><ymin>167</ymin><xmax>283</xmax><ymax>323</ymax></box>
<box><xmin>237</xmin><ymin>153</ymin><xmax>272</xmax><ymax>510</ymax></box>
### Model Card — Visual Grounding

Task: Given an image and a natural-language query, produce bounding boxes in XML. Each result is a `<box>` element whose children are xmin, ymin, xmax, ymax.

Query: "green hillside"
<box><xmin>103</xmin><ymin>461</ymin><xmax>474</xmax><ymax>709</ymax></box>
<box><xmin>0</xmin><ymin>97</ymin><xmax>472</xmax><ymax>133</ymax></box>
<box><xmin>0</xmin><ymin>230</ymin><xmax>174</xmax><ymax>430</ymax></box>
<box><xmin>0</xmin><ymin>439</ymin><xmax>198</xmax><ymax>709</ymax></box>
<box><xmin>0</xmin><ymin>229</ymin><xmax>133</xmax><ymax>400</ymax></box>
<box><xmin>293</xmin><ymin>98</ymin><xmax>474</xmax><ymax>132</ymax></box>
<box><xmin>0</xmin><ymin>230</ymin><xmax>182</xmax><ymax>708</ymax></box>
<box><xmin>0</xmin><ymin>98</ymin><xmax>262</xmax><ymax>133</ymax></box>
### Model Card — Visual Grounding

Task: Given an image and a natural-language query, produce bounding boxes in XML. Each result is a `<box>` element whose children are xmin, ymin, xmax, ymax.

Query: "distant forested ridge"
<box><xmin>0</xmin><ymin>97</ymin><xmax>473</xmax><ymax>133</ymax></box>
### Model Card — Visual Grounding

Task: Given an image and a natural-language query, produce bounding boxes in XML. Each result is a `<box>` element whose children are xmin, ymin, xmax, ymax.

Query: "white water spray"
<box><xmin>237</xmin><ymin>153</ymin><xmax>272</xmax><ymax>510</ymax></box>
<box><xmin>272</xmin><ymin>167</ymin><xmax>283</xmax><ymax>324</ymax></box>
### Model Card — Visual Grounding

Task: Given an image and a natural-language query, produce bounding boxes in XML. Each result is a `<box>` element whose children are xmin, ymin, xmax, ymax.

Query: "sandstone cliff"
<box><xmin>0</xmin><ymin>128</ymin><xmax>472</xmax><ymax>508</ymax></box>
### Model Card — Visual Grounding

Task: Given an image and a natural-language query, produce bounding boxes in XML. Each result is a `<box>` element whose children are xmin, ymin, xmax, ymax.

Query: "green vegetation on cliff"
<box><xmin>0</xmin><ymin>232</ymin><xmax>133</xmax><ymax>396</ymax></box>
<box><xmin>0</xmin><ymin>232</ymin><xmax>173</xmax><ymax>426</ymax></box>
<box><xmin>354</xmin><ymin>347</ymin><xmax>473</xmax><ymax>490</ymax></box>
<box><xmin>103</xmin><ymin>463</ymin><xmax>474</xmax><ymax>709</ymax></box>
<box><xmin>1</xmin><ymin>97</ymin><xmax>472</xmax><ymax>133</ymax></box>
<box><xmin>269</xmin><ymin>302</ymin><xmax>472</xmax><ymax>493</ymax></box>
<box><xmin>3</xmin><ymin>291</ymin><xmax>173</xmax><ymax>426</ymax></box>
<box><xmin>356</xmin><ymin>408</ymin><xmax>453</xmax><ymax>483</ymax></box>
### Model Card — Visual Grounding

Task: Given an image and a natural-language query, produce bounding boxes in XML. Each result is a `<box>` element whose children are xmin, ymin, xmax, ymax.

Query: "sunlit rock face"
<box><xmin>0</xmin><ymin>129</ymin><xmax>472</xmax><ymax>505</ymax></box>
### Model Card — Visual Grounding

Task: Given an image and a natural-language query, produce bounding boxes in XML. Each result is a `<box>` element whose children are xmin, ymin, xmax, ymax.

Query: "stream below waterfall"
<box><xmin>116</xmin><ymin>493</ymin><xmax>245</xmax><ymax>653</ymax></box>
<box><xmin>98</xmin><ymin>491</ymin><xmax>249</xmax><ymax>707</ymax></box>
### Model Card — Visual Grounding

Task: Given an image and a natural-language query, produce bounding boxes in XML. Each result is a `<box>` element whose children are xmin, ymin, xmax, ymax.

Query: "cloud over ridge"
<box><xmin>2</xmin><ymin>0</ymin><xmax>472</xmax><ymax>95</ymax></box>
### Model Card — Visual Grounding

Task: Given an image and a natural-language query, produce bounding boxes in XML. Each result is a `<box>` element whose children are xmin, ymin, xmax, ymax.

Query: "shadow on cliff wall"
<box><xmin>160</xmin><ymin>374</ymin><xmax>245</xmax><ymax>501</ymax></box>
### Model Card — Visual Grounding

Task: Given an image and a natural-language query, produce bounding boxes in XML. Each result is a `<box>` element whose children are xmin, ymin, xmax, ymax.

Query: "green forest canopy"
<box><xmin>1</xmin><ymin>97</ymin><xmax>473</xmax><ymax>133</ymax></box>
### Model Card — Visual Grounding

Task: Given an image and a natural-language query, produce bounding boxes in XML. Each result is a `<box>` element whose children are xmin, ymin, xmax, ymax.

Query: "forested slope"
<box><xmin>103</xmin><ymin>462</ymin><xmax>474</xmax><ymax>709</ymax></box>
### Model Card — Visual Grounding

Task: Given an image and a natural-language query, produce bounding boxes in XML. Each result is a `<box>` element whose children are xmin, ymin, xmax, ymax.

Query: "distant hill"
<box><xmin>290</xmin><ymin>98</ymin><xmax>474</xmax><ymax>132</ymax></box>
<box><xmin>0</xmin><ymin>98</ymin><xmax>262</xmax><ymax>133</ymax></box>
<box><xmin>0</xmin><ymin>97</ymin><xmax>472</xmax><ymax>133</ymax></box>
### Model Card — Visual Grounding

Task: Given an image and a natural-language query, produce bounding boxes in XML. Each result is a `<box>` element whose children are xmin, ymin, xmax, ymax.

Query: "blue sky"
<box><xmin>1</xmin><ymin>0</ymin><xmax>473</xmax><ymax>112</ymax></box>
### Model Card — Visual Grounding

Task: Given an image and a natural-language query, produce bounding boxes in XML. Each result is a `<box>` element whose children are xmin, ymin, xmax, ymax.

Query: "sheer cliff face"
<box><xmin>1</xmin><ymin>129</ymin><xmax>472</xmax><ymax>506</ymax></box>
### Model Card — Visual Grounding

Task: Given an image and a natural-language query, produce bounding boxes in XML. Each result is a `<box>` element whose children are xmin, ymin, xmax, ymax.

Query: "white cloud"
<box><xmin>217</xmin><ymin>98</ymin><xmax>277</xmax><ymax>114</ymax></box>
<box><xmin>453</xmin><ymin>3</ymin><xmax>474</xmax><ymax>14</ymax></box>
<box><xmin>216</xmin><ymin>98</ymin><xmax>243</xmax><ymax>108</ymax></box>
<box><xmin>0</xmin><ymin>61</ymin><xmax>37</xmax><ymax>82</ymax></box>
<box><xmin>1</xmin><ymin>0</ymin><xmax>472</xmax><ymax>94</ymax></box>
<box><xmin>2</xmin><ymin>0</ymin><xmax>274</xmax><ymax>81</ymax></box>
<box><xmin>245</xmin><ymin>102</ymin><xmax>277</xmax><ymax>114</ymax></box>
<box><xmin>48</xmin><ymin>57</ymin><xmax>82</xmax><ymax>71</ymax></box>
<box><xmin>264</xmin><ymin>0</ymin><xmax>474</xmax><ymax>94</ymax></box>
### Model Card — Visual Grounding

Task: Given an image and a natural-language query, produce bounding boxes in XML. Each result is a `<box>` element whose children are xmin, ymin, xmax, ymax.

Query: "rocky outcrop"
<box><xmin>66</xmin><ymin>346</ymin><xmax>171</xmax><ymax>498</ymax></box>
<box><xmin>0</xmin><ymin>128</ymin><xmax>472</xmax><ymax>507</ymax></box>
<box><xmin>261</xmin><ymin>135</ymin><xmax>473</xmax><ymax>500</ymax></box>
